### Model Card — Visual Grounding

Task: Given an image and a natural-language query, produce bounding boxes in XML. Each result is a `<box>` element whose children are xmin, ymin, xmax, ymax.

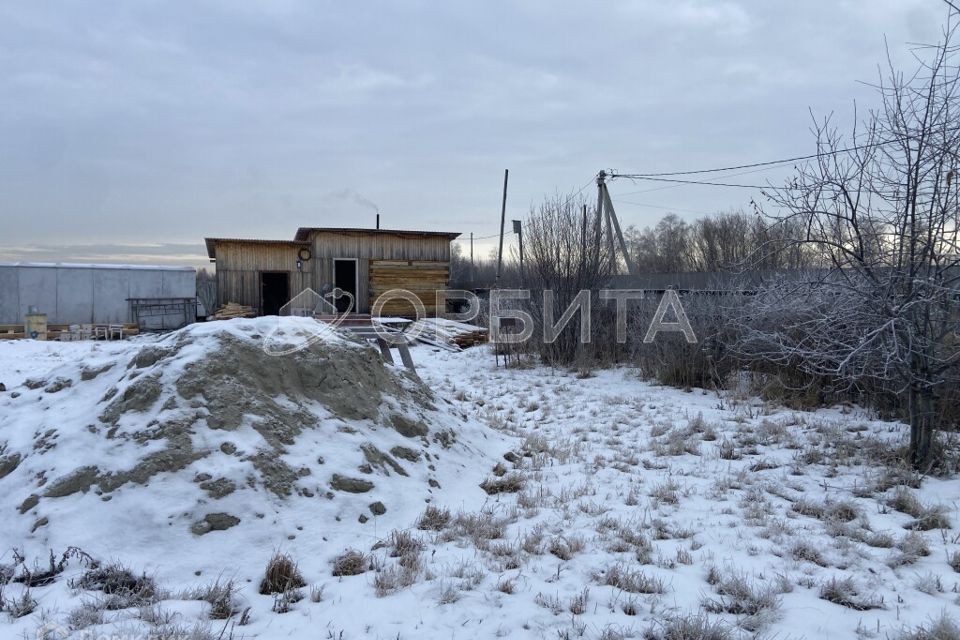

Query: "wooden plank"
<box><xmin>396</xmin><ymin>342</ymin><xmax>416</xmax><ymax>372</ymax></box>
<box><xmin>375</xmin><ymin>337</ymin><xmax>395</xmax><ymax>365</ymax></box>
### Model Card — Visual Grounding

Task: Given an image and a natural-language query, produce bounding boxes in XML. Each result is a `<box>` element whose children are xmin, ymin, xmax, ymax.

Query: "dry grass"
<box><xmin>4</xmin><ymin>589</ymin><xmax>37</xmax><ymax>618</ymax></box>
<box><xmin>597</xmin><ymin>563</ymin><xmax>666</xmax><ymax>594</ymax></box>
<box><xmin>331</xmin><ymin>550</ymin><xmax>368</xmax><ymax>577</ymax></box>
<box><xmin>548</xmin><ymin>535</ymin><xmax>586</xmax><ymax>561</ymax></box>
<box><xmin>702</xmin><ymin>569</ymin><xmax>781</xmax><ymax>622</ymax></box>
<box><xmin>258</xmin><ymin>553</ymin><xmax>306</xmax><ymax>594</ymax></box>
<box><xmin>480</xmin><ymin>472</ymin><xmax>525</xmax><ymax>495</ymax></box>
<box><xmin>185</xmin><ymin>578</ymin><xmax>239</xmax><ymax>619</ymax></box>
<box><xmin>643</xmin><ymin>614</ymin><xmax>732</xmax><ymax>640</ymax></box>
<box><xmin>789</xmin><ymin>541</ymin><xmax>828</xmax><ymax>567</ymax></box>
<box><xmin>66</xmin><ymin>601</ymin><xmax>104</xmax><ymax>630</ymax></box>
<box><xmin>897</xmin><ymin>614</ymin><xmax>960</xmax><ymax>640</ymax></box>
<box><xmin>72</xmin><ymin>562</ymin><xmax>158</xmax><ymax>609</ymax></box>
<box><xmin>818</xmin><ymin>576</ymin><xmax>884</xmax><ymax>610</ymax></box>
<box><xmin>568</xmin><ymin>587</ymin><xmax>589</xmax><ymax>615</ymax></box>
<box><xmin>373</xmin><ymin>565</ymin><xmax>417</xmax><ymax>597</ymax></box>
<box><xmin>416</xmin><ymin>505</ymin><xmax>452</xmax><ymax>531</ymax></box>
<box><xmin>949</xmin><ymin>551</ymin><xmax>960</xmax><ymax>573</ymax></box>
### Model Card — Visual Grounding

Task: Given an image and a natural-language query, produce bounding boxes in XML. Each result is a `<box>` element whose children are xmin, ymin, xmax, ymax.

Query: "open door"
<box><xmin>333</xmin><ymin>259</ymin><xmax>358</xmax><ymax>313</ymax></box>
<box><xmin>260</xmin><ymin>272</ymin><xmax>290</xmax><ymax>316</ymax></box>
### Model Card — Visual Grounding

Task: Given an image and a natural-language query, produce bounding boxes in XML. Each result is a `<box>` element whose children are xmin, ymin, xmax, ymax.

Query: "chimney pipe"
<box><xmin>376</xmin><ymin>213</ymin><xmax>380</xmax><ymax>230</ymax></box>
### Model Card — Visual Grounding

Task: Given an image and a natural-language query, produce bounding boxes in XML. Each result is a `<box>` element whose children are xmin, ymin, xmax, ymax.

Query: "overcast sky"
<box><xmin>0</xmin><ymin>1</ymin><xmax>948</xmax><ymax>267</ymax></box>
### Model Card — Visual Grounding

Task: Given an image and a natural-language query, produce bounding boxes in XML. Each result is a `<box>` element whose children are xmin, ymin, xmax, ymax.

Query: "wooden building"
<box><xmin>205</xmin><ymin>227</ymin><xmax>460</xmax><ymax>316</ymax></box>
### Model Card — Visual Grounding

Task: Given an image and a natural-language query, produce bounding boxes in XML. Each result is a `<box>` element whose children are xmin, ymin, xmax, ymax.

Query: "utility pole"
<box><xmin>594</xmin><ymin>170</ymin><xmax>638</xmax><ymax>276</ymax></box>
<box><xmin>495</xmin><ymin>169</ymin><xmax>509</xmax><ymax>284</ymax></box>
<box><xmin>513</xmin><ymin>220</ymin><xmax>524</xmax><ymax>285</ymax></box>
<box><xmin>602</xmin><ymin>184</ymin><xmax>637</xmax><ymax>276</ymax></box>
<box><xmin>594</xmin><ymin>171</ymin><xmax>606</xmax><ymax>269</ymax></box>
<box><xmin>469</xmin><ymin>232</ymin><xmax>474</xmax><ymax>286</ymax></box>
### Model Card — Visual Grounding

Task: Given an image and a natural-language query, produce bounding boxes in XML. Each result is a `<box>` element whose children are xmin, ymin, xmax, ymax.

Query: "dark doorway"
<box><xmin>260</xmin><ymin>272</ymin><xmax>290</xmax><ymax>316</ymax></box>
<box><xmin>333</xmin><ymin>259</ymin><xmax>358</xmax><ymax>313</ymax></box>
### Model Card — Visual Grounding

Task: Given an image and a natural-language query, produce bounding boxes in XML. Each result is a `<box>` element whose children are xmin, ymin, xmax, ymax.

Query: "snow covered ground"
<box><xmin>0</xmin><ymin>328</ymin><xmax>958</xmax><ymax>640</ymax></box>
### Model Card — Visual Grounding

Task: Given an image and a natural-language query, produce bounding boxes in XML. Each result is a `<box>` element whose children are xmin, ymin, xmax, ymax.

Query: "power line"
<box><xmin>614</xmin><ymin>162</ymin><xmax>792</xmax><ymax>197</ymax></box>
<box><xmin>615</xmin><ymin>175</ymin><xmax>771</xmax><ymax>189</ymax></box>
<box><xmin>614</xmin><ymin>122</ymin><xmax>960</xmax><ymax>180</ymax></box>
<box><xmin>611</xmin><ymin>144</ymin><xmax>876</xmax><ymax>179</ymax></box>
<box><xmin>453</xmin><ymin>232</ymin><xmax>500</xmax><ymax>242</ymax></box>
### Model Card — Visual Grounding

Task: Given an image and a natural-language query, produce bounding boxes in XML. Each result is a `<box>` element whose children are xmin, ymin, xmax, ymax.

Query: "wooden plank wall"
<box><xmin>213</xmin><ymin>242</ymin><xmax>312</xmax><ymax>311</ymax></box>
<box><xmin>369</xmin><ymin>260</ymin><xmax>449</xmax><ymax>317</ymax></box>
<box><xmin>211</xmin><ymin>233</ymin><xmax>453</xmax><ymax>315</ymax></box>
<box><xmin>309</xmin><ymin>231</ymin><xmax>451</xmax><ymax>313</ymax></box>
<box><xmin>310</xmin><ymin>231</ymin><xmax>451</xmax><ymax>262</ymax></box>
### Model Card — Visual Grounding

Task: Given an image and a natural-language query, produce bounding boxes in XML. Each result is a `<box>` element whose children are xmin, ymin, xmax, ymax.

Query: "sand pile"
<box><xmin>0</xmin><ymin>317</ymin><xmax>488</xmax><ymax>563</ymax></box>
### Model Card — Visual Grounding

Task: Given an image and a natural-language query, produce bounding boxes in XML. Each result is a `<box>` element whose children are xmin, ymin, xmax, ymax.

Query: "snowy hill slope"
<box><xmin>0</xmin><ymin>318</ymin><xmax>499</xmax><ymax>586</ymax></box>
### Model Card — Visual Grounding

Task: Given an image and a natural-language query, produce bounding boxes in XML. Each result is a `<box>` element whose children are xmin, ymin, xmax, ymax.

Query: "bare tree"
<box><xmin>196</xmin><ymin>268</ymin><xmax>217</xmax><ymax>318</ymax></box>
<box><xmin>523</xmin><ymin>192</ymin><xmax>612</xmax><ymax>366</ymax></box>
<box><xmin>740</xmin><ymin>20</ymin><xmax>960</xmax><ymax>469</ymax></box>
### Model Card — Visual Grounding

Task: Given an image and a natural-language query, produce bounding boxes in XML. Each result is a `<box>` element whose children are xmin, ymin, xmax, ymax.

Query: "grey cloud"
<box><xmin>0</xmin><ymin>0</ymin><xmax>947</xmax><ymax>259</ymax></box>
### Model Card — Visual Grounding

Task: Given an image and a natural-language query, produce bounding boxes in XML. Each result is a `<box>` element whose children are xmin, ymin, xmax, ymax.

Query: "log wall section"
<box><xmin>368</xmin><ymin>260</ymin><xmax>449</xmax><ymax>316</ymax></box>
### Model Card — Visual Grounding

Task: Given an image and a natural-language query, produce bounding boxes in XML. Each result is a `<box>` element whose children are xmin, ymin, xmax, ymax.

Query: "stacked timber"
<box><xmin>0</xmin><ymin>325</ymin><xmax>25</xmax><ymax>340</ymax></box>
<box><xmin>368</xmin><ymin>260</ymin><xmax>449</xmax><ymax>317</ymax></box>
<box><xmin>405</xmin><ymin>318</ymin><xmax>488</xmax><ymax>350</ymax></box>
<box><xmin>214</xmin><ymin>302</ymin><xmax>257</xmax><ymax>320</ymax></box>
